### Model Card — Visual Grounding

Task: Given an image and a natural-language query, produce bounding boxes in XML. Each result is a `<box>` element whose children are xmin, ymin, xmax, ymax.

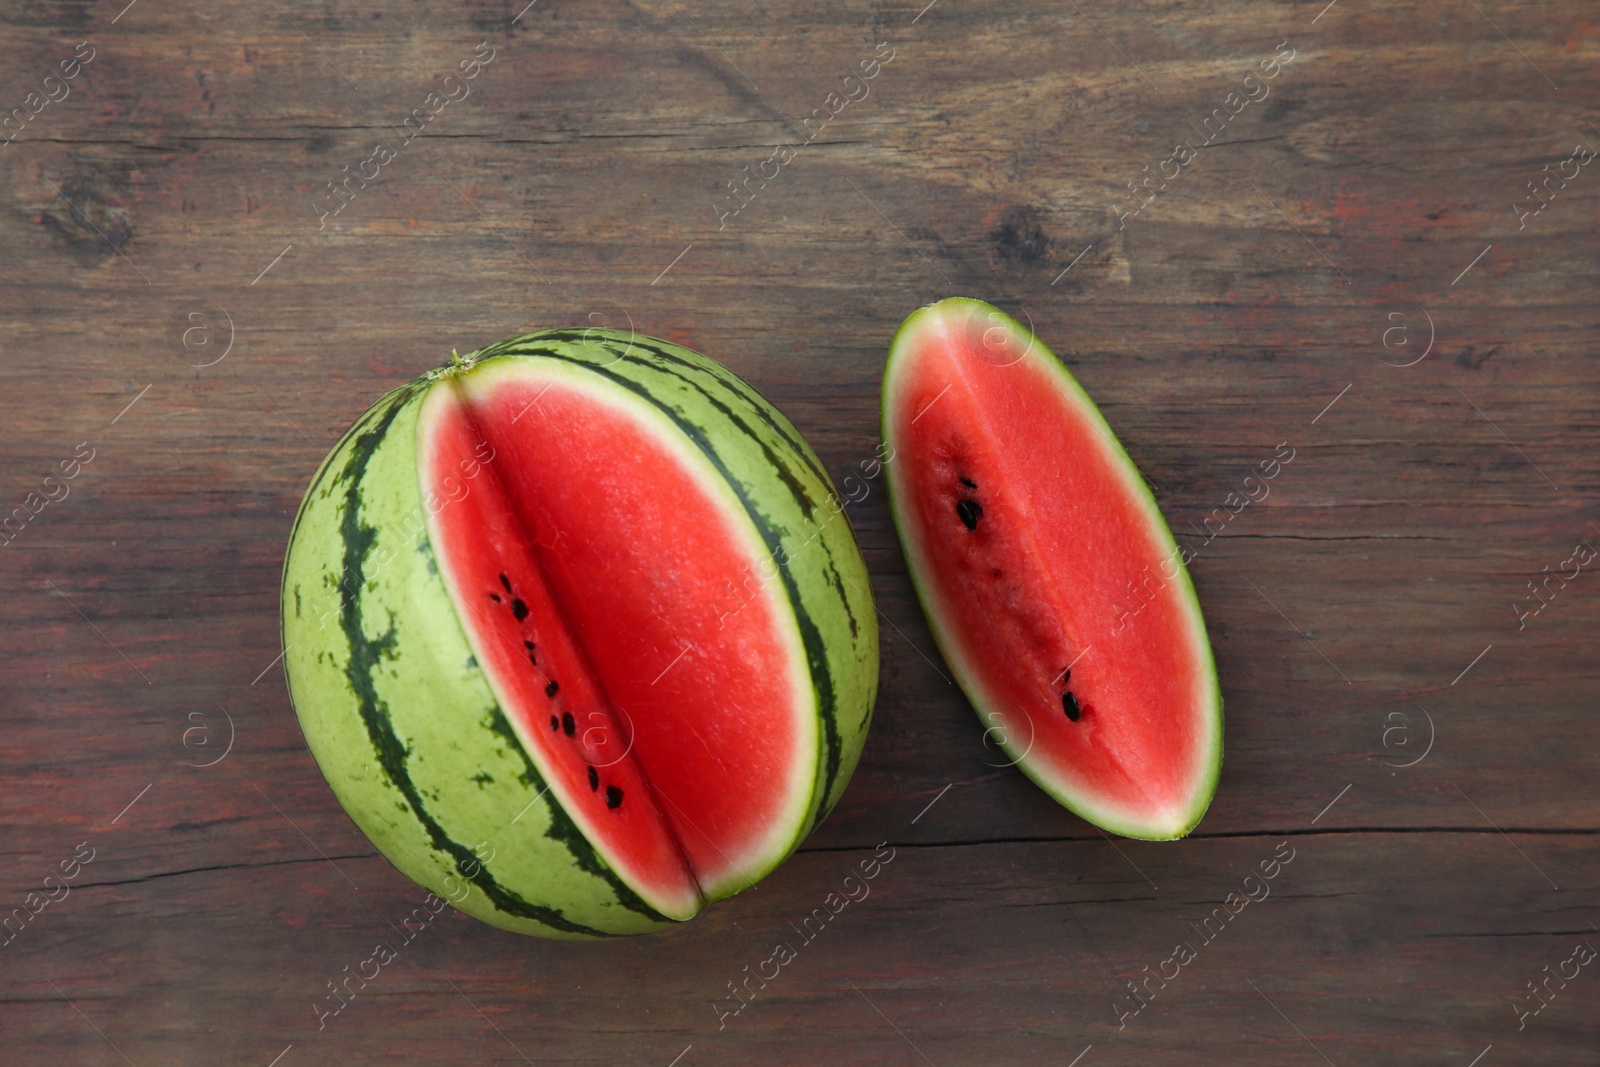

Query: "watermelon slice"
<box><xmin>881</xmin><ymin>298</ymin><xmax>1221</xmax><ymax>840</ymax></box>
<box><xmin>283</xmin><ymin>330</ymin><xmax>877</xmax><ymax>937</ymax></box>
<box><xmin>421</xmin><ymin>359</ymin><xmax>820</xmax><ymax>917</ymax></box>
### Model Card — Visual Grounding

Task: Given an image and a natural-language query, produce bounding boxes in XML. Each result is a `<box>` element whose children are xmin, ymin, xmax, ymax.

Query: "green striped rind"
<box><xmin>281</xmin><ymin>329</ymin><xmax>878</xmax><ymax>937</ymax></box>
<box><xmin>283</xmin><ymin>376</ymin><xmax>672</xmax><ymax>939</ymax></box>
<box><xmin>881</xmin><ymin>298</ymin><xmax>1222</xmax><ymax>842</ymax></box>
<box><xmin>466</xmin><ymin>329</ymin><xmax>879</xmax><ymax>846</ymax></box>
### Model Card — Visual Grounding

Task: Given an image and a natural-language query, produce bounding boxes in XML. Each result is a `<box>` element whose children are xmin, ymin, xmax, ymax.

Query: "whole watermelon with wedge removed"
<box><xmin>882</xmin><ymin>298</ymin><xmax>1221</xmax><ymax>840</ymax></box>
<box><xmin>281</xmin><ymin>329</ymin><xmax>878</xmax><ymax>938</ymax></box>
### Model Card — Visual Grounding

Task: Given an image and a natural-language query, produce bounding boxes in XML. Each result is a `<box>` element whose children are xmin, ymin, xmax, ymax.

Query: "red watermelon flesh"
<box><xmin>419</xmin><ymin>359</ymin><xmax>817</xmax><ymax>917</ymax></box>
<box><xmin>882</xmin><ymin>299</ymin><xmax>1221</xmax><ymax>840</ymax></box>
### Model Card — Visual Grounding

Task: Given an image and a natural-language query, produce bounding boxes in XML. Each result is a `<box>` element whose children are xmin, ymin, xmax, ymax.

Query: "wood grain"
<box><xmin>1</xmin><ymin>0</ymin><xmax>1596</xmax><ymax>1064</ymax></box>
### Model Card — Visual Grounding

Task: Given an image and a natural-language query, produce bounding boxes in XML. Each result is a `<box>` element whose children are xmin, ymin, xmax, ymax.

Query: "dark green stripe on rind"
<box><xmin>287</xmin><ymin>390</ymin><xmax>406</xmax><ymax>557</ymax></box>
<box><xmin>471</xmin><ymin>684</ymin><xmax>662</xmax><ymax>921</ymax></box>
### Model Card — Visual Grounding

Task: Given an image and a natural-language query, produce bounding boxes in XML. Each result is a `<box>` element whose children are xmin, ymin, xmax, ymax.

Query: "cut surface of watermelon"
<box><xmin>420</xmin><ymin>357</ymin><xmax>816</xmax><ymax>917</ymax></box>
<box><xmin>882</xmin><ymin>298</ymin><xmax>1221</xmax><ymax>840</ymax></box>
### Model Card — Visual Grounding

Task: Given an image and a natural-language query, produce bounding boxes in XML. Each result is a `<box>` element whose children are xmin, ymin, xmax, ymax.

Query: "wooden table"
<box><xmin>2</xmin><ymin>1</ymin><xmax>1595</xmax><ymax>1063</ymax></box>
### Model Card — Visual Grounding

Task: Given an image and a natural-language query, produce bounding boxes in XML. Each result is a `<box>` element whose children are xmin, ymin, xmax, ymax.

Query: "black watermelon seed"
<box><xmin>605</xmin><ymin>785</ymin><xmax>624</xmax><ymax>809</ymax></box>
<box><xmin>1061</xmin><ymin>668</ymin><xmax>1071</xmax><ymax>685</ymax></box>
<box><xmin>546</xmin><ymin>680</ymin><xmax>559</xmax><ymax>697</ymax></box>
<box><xmin>488</xmin><ymin>592</ymin><xmax>502</xmax><ymax>602</ymax></box>
<box><xmin>523</xmin><ymin>640</ymin><xmax>535</xmax><ymax>649</ymax></box>
<box><xmin>960</xmin><ymin>476</ymin><xmax>977</xmax><ymax>489</ymax></box>
<box><xmin>499</xmin><ymin>573</ymin><xmax>512</xmax><ymax>592</ymax></box>
<box><xmin>956</xmin><ymin>499</ymin><xmax>983</xmax><ymax>531</ymax></box>
<box><xmin>562</xmin><ymin>712</ymin><xmax>576</xmax><ymax>736</ymax></box>
<box><xmin>1062</xmin><ymin>692</ymin><xmax>1081</xmax><ymax>722</ymax></box>
<box><xmin>587</xmin><ymin>766</ymin><xmax>599</xmax><ymax>791</ymax></box>
<box><xmin>510</xmin><ymin>598</ymin><xmax>529</xmax><ymax>621</ymax></box>
<box><xmin>549</xmin><ymin>714</ymin><xmax>559</xmax><ymax>731</ymax></box>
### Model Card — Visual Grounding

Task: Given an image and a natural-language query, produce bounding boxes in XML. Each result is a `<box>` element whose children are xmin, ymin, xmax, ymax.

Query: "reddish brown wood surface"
<box><xmin>1</xmin><ymin>1</ymin><xmax>1597</xmax><ymax>1064</ymax></box>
